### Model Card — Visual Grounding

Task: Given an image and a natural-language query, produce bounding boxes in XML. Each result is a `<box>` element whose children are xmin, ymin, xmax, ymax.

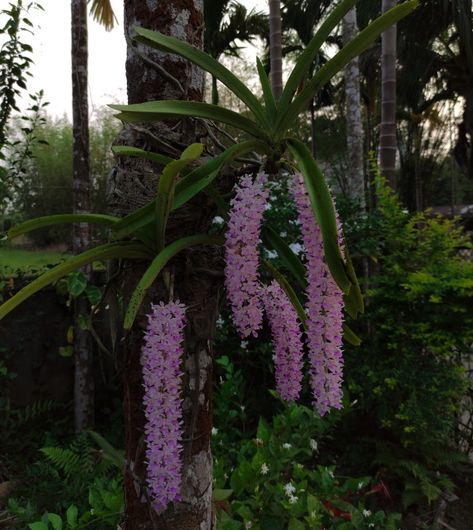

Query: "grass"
<box><xmin>0</xmin><ymin>247</ymin><xmax>69</xmax><ymax>277</ymax></box>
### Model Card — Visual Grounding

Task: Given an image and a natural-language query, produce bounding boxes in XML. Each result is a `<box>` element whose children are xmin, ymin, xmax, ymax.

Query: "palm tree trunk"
<box><xmin>71</xmin><ymin>0</ymin><xmax>93</xmax><ymax>432</ymax></box>
<box><xmin>269</xmin><ymin>0</ymin><xmax>283</xmax><ymax>101</ymax></box>
<box><xmin>343</xmin><ymin>7</ymin><xmax>365</xmax><ymax>207</ymax></box>
<box><xmin>109</xmin><ymin>2</ymin><xmax>217</xmax><ymax>528</ymax></box>
<box><xmin>379</xmin><ymin>0</ymin><xmax>397</xmax><ymax>188</ymax></box>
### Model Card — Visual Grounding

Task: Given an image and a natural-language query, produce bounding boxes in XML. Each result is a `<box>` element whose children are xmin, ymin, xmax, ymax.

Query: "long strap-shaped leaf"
<box><xmin>174</xmin><ymin>139</ymin><xmax>268</xmax><ymax>209</ymax></box>
<box><xmin>287</xmin><ymin>138</ymin><xmax>352</xmax><ymax>293</ymax></box>
<box><xmin>277</xmin><ymin>0</ymin><xmax>418</xmax><ymax>135</ymax></box>
<box><xmin>110</xmin><ymin>101</ymin><xmax>267</xmax><ymax>140</ymax></box>
<box><xmin>111</xmin><ymin>141</ymin><xmax>266</xmax><ymax>241</ymax></box>
<box><xmin>262</xmin><ymin>260</ymin><xmax>361</xmax><ymax>345</ymax></box>
<box><xmin>0</xmin><ymin>242</ymin><xmax>151</xmax><ymax>320</ymax></box>
<box><xmin>155</xmin><ymin>144</ymin><xmax>204</xmax><ymax>252</ymax></box>
<box><xmin>7</xmin><ymin>214</ymin><xmax>118</xmax><ymax>240</ymax></box>
<box><xmin>277</xmin><ymin>0</ymin><xmax>356</xmax><ymax>114</ymax></box>
<box><xmin>261</xmin><ymin>224</ymin><xmax>307</xmax><ymax>289</ymax></box>
<box><xmin>124</xmin><ymin>234</ymin><xmax>223</xmax><ymax>330</ymax></box>
<box><xmin>256</xmin><ymin>58</ymin><xmax>277</xmax><ymax>124</ymax></box>
<box><xmin>133</xmin><ymin>27</ymin><xmax>270</xmax><ymax>129</ymax></box>
<box><xmin>112</xmin><ymin>145</ymin><xmax>173</xmax><ymax>167</ymax></box>
<box><xmin>343</xmin><ymin>247</ymin><xmax>364</xmax><ymax>317</ymax></box>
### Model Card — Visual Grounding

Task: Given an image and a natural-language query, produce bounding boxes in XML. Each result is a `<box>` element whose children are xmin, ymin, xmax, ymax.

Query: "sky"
<box><xmin>20</xmin><ymin>0</ymin><xmax>267</xmax><ymax>120</ymax></box>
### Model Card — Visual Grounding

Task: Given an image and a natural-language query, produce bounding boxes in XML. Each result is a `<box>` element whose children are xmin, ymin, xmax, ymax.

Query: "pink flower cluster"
<box><xmin>291</xmin><ymin>174</ymin><xmax>344</xmax><ymax>415</ymax></box>
<box><xmin>141</xmin><ymin>301</ymin><xmax>186</xmax><ymax>512</ymax></box>
<box><xmin>263</xmin><ymin>281</ymin><xmax>304</xmax><ymax>402</ymax></box>
<box><xmin>224</xmin><ymin>172</ymin><xmax>269</xmax><ymax>338</ymax></box>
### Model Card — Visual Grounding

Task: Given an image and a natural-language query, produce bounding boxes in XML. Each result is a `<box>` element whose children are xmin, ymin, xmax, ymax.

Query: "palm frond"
<box><xmin>88</xmin><ymin>0</ymin><xmax>117</xmax><ymax>31</ymax></box>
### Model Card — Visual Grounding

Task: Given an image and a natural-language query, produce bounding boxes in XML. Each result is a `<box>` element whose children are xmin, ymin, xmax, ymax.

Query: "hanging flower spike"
<box><xmin>141</xmin><ymin>300</ymin><xmax>187</xmax><ymax>512</ymax></box>
<box><xmin>263</xmin><ymin>280</ymin><xmax>304</xmax><ymax>402</ymax></box>
<box><xmin>291</xmin><ymin>174</ymin><xmax>344</xmax><ymax>415</ymax></box>
<box><xmin>225</xmin><ymin>172</ymin><xmax>269</xmax><ymax>338</ymax></box>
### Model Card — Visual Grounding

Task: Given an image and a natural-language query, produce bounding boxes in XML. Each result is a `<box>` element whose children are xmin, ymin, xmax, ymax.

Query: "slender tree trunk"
<box><xmin>269</xmin><ymin>0</ymin><xmax>283</xmax><ymax>101</ymax></box>
<box><xmin>343</xmin><ymin>8</ymin><xmax>365</xmax><ymax>207</ymax></box>
<box><xmin>71</xmin><ymin>0</ymin><xmax>93</xmax><ymax>432</ymax></box>
<box><xmin>108</xmin><ymin>2</ymin><xmax>218</xmax><ymax>528</ymax></box>
<box><xmin>379</xmin><ymin>0</ymin><xmax>397</xmax><ymax>188</ymax></box>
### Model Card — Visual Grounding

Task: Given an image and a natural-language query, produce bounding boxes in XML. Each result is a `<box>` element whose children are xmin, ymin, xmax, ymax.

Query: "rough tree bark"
<box><xmin>342</xmin><ymin>7</ymin><xmax>365</xmax><ymax>206</ymax></box>
<box><xmin>71</xmin><ymin>0</ymin><xmax>94</xmax><ymax>432</ymax></box>
<box><xmin>269</xmin><ymin>0</ymin><xmax>283</xmax><ymax>101</ymax></box>
<box><xmin>379</xmin><ymin>0</ymin><xmax>397</xmax><ymax>188</ymax></box>
<box><xmin>107</xmin><ymin>1</ymin><xmax>219</xmax><ymax>528</ymax></box>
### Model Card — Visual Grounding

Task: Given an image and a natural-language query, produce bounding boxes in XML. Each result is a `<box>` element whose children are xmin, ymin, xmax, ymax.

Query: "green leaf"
<box><xmin>133</xmin><ymin>27</ymin><xmax>269</xmax><ymax>127</ymax></box>
<box><xmin>28</xmin><ymin>523</ymin><xmax>49</xmax><ymax>530</ymax></box>
<box><xmin>111</xmin><ymin>145</ymin><xmax>173</xmax><ymax>166</ymax></box>
<box><xmin>111</xmin><ymin>141</ymin><xmax>266</xmax><ymax>241</ymax></box>
<box><xmin>288</xmin><ymin>519</ymin><xmax>305</xmax><ymax>530</ymax></box>
<box><xmin>0</xmin><ymin>242</ymin><xmax>150</xmax><ymax>321</ymax></box>
<box><xmin>155</xmin><ymin>144</ymin><xmax>204</xmax><ymax>251</ymax></box>
<box><xmin>47</xmin><ymin>513</ymin><xmax>62</xmax><ymax>530</ymax></box>
<box><xmin>124</xmin><ymin>235</ymin><xmax>223</xmax><ymax>330</ymax></box>
<box><xmin>85</xmin><ymin>285</ymin><xmax>102</xmax><ymax>305</ymax></box>
<box><xmin>278</xmin><ymin>0</ymin><xmax>356</xmax><ymax>113</ymax></box>
<box><xmin>256</xmin><ymin>58</ymin><xmax>276</xmax><ymax>123</ymax></box>
<box><xmin>343</xmin><ymin>323</ymin><xmax>361</xmax><ymax>346</ymax></box>
<box><xmin>174</xmin><ymin>140</ymin><xmax>267</xmax><ymax>209</ymax></box>
<box><xmin>262</xmin><ymin>259</ymin><xmax>307</xmax><ymax>330</ymax></box>
<box><xmin>213</xmin><ymin>489</ymin><xmax>233</xmax><ymax>501</ymax></box>
<box><xmin>66</xmin><ymin>505</ymin><xmax>78</xmax><ymax>528</ymax></box>
<box><xmin>67</xmin><ymin>271</ymin><xmax>87</xmax><ymax>298</ymax></box>
<box><xmin>278</xmin><ymin>1</ymin><xmax>418</xmax><ymax>134</ymax></box>
<box><xmin>261</xmin><ymin>224</ymin><xmax>307</xmax><ymax>289</ymax></box>
<box><xmin>111</xmin><ymin>100</ymin><xmax>267</xmax><ymax>140</ymax></box>
<box><xmin>7</xmin><ymin>214</ymin><xmax>118</xmax><ymax>240</ymax></box>
<box><xmin>344</xmin><ymin>247</ymin><xmax>364</xmax><ymax>314</ymax></box>
<box><xmin>287</xmin><ymin>139</ymin><xmax>351</xmax><ymax>293</ymax></box>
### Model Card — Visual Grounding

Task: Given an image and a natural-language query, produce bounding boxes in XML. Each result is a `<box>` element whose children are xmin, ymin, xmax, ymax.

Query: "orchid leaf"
<box><xmin>278</xmin><ymin>0</ymin><xmax>356</xmax><ymax>113</ymax></box>
<box><xmin>343</xmin><ymin>323</ymin><xmax>361</xmax><ymax>346</ymax></box>
<box><xmin>262</xmin><ymin>259</ymin><xmax>307</xmax><ymax>330</ymax></box>
<box><xmin>124</xmin><ymin>234</ymin><xmax>223</xmax><ymax>330</ymax></box>
<box><xmin>7</xmin><ymin>214</ymin><xmax>118</xmax><ymax>240</ymax></box>
<box><xmin>155</xmin><ymin>143</ymin><xmax>204</xmax><ymax>251</ymax></box>
<box><xmin>261</xmin><ymin>224</ymin><xmax>307</xmax><ymax>289</ymax></box>
<box><xmin>278</xmin><ymin>1</ymin><xmax>418</xmax><ymax>134</ymax></box>
<box><xmin>111</xmin><ymin>100</ymin><xmax>267</xmax><ymax>140</ymax></box>
<box><xmin>112</xmin><ymin>145</ymin><xmax>173</xmax><ymax>167</ymax></box>
<box><xmin>0</xmin><ymin>242</ymin><xmax>151</xmax><ymax>320</ymax></box>
<box><xmin>133</xmin><ymin>27</ymin><xmax>269</xmax><ymax>128</ymax></box>
<box><xmin>256</xmin><ymin>58</ymin><xmax>276</xmax><ymax>123</ymax></box>
<box><xmin>287</xmin><ymin>138</ymin><xmax>352</xmax><ymax>293</ymax></box>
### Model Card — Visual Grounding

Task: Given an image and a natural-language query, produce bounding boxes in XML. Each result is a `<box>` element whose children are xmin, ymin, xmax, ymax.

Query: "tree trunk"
<box><xmin>379</xmin><ymin>0</ymin><xmax>397</xmax><ymax>188</ymax></box>
<box><xmin>108</xmin><ymin>2</ymin><xmax>219</xmax><ymax>528</ymax></box>
<box><xmin>71</xmin><ymin>0</ymin><xmax>94</xmax><ymax>432</ymax></box>
<box><xmin>343</xmin><ymin>7</ymin><xmax>365</xmax><ymax>207</ymax></box>
<box><xmin>269</xmin><ymin>0</ymin><xmax>283</xmax><ymax>101</ymax></box>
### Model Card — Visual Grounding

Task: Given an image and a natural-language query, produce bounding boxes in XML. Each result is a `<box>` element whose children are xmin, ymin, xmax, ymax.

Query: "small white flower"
<box><xmin>327</xmin><ymin>470</ymin><xmax>334</xmax><ymax>478</ymax></box>
<box><xmin>240</xmin><ymin>405</ymin><xmax>245</xmax><ymax>411</ymax></box>
<box><xmin>240</xmin><ymin>340</ymin><xmax>248</xmax><ymax>349</ymax></box>
<box><xmin>255</xmin><ymin>438</ymin><xmax>263</xmax><ymax>446</ymax></box>
<box><xmin>310</xmin><ymin>439</ymin><xmax>318</xmax><ymax>451</ymax></box>
<box><xmin>284</xmin><ymin>482</ymin><xmax>296</xmax><ymax>496</ymax></box>
<box><xmin>368</xmin><ymin>524</ymin><xmax>375</xmax><ymax>528</ymax></box>
<box><xmin>363</xmin><ymin>509</ymin><xmax>372</xmax><ymax>517</ymax></box>
<box><xmin>213</xmin><ymin>215</ymin><xmax>224</xmax><ymax>225</ymax></box>
<box><xmin>282</xmin><ymin>443</ymin><xmax>292</xmax><ymax>450</ymax></box>
<box><xmin>211</xmin><ymin>427</ymin><xmax>218</xmax><ymax>435</ymax></box>
<box><xmin>310</xmin><ymin>510</ymin><xmax>317</xmax><ymax>519</ymax></box>
<box><xmin>260</xmin><ymin>463</ymin><xmax>269</xmax><ymax>475</ymax></box>
<box><xmin>357</xmin><ymin>481</ymin><xmax>364</xmax><ymax>490</ymax></box>
<box><xmin>244</xmin><ymin>522</ymin><xmax>253</xmax><ymax>529</ymax></box>
<box><xmin>288</xmin><ymin>494</ymin><xmax>298</xmax><ymax>504</ymax></box>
